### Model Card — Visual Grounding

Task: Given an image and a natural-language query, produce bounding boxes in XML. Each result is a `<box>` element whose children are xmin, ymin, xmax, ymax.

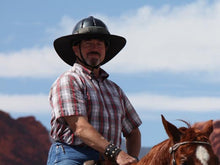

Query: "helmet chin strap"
<box><xmin>77</xmin><ymin>44</ymin><xmax>100</xmax><ymax>70</ymax></box>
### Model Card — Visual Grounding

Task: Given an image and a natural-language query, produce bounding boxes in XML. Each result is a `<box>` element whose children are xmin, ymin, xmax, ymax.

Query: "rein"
<box><xmin>169</xmin><ymin>141</ymin><xmax>211</xmax><ymax>165</ymax></box>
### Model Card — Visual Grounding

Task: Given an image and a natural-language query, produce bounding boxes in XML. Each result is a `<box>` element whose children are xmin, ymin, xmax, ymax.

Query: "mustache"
<box><xmin>87</xmin><ymin>51</ymin><xmax>101</xmax><ymax>56</ymax></box>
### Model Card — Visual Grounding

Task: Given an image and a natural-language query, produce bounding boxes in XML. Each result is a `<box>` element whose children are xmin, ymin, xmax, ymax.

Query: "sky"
<box><xmin>0</xmin><ymin>0</ymin><xmax>220</xmax><ymax>148</ymax></box>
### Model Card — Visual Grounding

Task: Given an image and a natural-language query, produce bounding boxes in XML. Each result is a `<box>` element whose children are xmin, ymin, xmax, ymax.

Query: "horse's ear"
<box><xmin>161</xmin><ymin>115</ymin><xmax>181</xmax><ymax>143</ymax></box>
<box><xmin>201</xmin><ymin>120</ymin><xmax>213</xmax><ymax>138</ymax></box>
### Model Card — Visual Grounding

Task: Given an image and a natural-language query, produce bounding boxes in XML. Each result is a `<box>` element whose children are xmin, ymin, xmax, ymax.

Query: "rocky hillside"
<box><xmin>193</xmin><ymin>120</ymin><xmax>220</xmax><ymax>162</ymax></box>
<box><xmin>0</xmin><ymin>110</ymin><xmax>51</xmax><ymax>165</ymax></box>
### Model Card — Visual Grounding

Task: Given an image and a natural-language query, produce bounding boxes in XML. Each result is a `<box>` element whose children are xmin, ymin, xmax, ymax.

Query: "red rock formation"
<box><xmin>0</xmin><ymin>110</ymin><xmax>51</xmax><ymax>165</ymax></box>
<box><xmin>193</xmin><ymin>120</ymin><xmax>220</xmax><ymax>162</ymax></box>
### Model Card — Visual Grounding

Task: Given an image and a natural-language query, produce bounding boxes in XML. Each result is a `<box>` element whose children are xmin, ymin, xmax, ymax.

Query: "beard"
<box><xmin>87</xmin><ymin>58</ymin><xmax>100</xmax><ymax>67</ymax></box>
<box><xmin>86</xmin><ymin>51</ymin><xmax>102</xmax><ymax>67</ymax></box>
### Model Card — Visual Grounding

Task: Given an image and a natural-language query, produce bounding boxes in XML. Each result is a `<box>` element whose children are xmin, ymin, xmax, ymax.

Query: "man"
<box><xmin>47</xmin><ymin>16</ymin><xmax>142</xmax><ymax>165</ymax></box>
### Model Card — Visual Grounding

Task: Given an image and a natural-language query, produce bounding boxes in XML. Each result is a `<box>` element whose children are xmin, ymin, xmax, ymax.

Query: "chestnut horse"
<box><xmin>136</xmin><ymin>115</ymin><xmax>219</xmax><ymax>165</ymax></box>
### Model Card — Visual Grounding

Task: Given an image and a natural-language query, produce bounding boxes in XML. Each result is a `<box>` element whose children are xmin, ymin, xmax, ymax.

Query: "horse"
<box><xmin>84</xmin><ymin>115</ymin><xmax>219</xmax><ymax>165</ymax></box>
<box><xmin>136</xmin><ymin>115</ymin><xmax>219</xmax><ymax>165</ymax></box>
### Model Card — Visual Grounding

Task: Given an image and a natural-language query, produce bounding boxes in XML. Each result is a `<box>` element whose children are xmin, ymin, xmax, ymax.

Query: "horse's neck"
<box><xmin>139</xmin><ymin>140</ymin><xmax>172</xmax><ymax>165</ymax></box>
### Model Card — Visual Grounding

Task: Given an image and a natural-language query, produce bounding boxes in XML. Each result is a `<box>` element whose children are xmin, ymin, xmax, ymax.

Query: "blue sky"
<box><xmin>1</xmin><ymin>0</ymin><xmax>220</xmax><ymax>147</ymax></box>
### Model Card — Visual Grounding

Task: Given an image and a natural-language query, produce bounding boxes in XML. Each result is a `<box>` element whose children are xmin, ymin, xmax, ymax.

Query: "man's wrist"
<box><xmin>104</xmin><ymin>143</ymin><xmax>121</xmax><ymax>161</ymax></box>
<box><xmin>132</xmin><ymin>156</ymin><xmax>139</xmax><ymax>162</ymax></box>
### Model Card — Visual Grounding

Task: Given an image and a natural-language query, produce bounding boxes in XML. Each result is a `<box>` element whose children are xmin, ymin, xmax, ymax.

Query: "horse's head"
<box><xmin>161</xmin><ymin>115</ymin><xmax>219</xmax><ymax>165</ymax></box>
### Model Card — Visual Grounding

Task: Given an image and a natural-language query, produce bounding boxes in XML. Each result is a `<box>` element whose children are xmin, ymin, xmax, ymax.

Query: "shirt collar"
<box><xmin>72</xmin><ymin>63</ymin><xmax>109</xmax><ymax>81</ymax></box>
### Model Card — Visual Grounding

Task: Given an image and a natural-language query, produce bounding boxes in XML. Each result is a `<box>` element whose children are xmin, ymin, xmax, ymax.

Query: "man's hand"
<box><xmin>116</xmin><ymin>150</ymin><xmax>137</xmax><ymax>165</ymax></box>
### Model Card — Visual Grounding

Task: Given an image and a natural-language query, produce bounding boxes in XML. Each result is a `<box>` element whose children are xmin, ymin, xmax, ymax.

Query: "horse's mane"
<box><xmin>139</xmin><ymin>139</ymin><xmax>172</xmax><ymax>164</ymax></box>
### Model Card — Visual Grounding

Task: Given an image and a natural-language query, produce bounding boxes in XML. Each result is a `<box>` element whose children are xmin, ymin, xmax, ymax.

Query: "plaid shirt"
<box><xmin>49</xmin><ymin>63</ymin><xmax>142</xmax><ymax>147</ymax></box>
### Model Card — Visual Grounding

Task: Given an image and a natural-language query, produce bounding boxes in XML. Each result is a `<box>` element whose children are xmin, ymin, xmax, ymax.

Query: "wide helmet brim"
<box><xmin>54</xmin><ymin>33</ymin><xmax>126</xmax><ymax>66</ymax></box>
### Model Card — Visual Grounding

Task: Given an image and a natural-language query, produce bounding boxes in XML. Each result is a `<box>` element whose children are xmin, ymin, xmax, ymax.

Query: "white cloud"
<box><xmin>1</xmin><ymin>93</ymin><xmax>219</xmax><ymax>113</ymax></box>
<box><xmin>0</xmin><ymin>94</ymin><xmax>50</xmax><ymax>113</ymax></box>
<box><xmin>104</xmin><ymin>0</ymin><xmax>220</xmax><ymax>73</ymax></box>
<box><xmin>46</xmin><ymin>16</ymin><xmax>76</xmax><ymax>40</ymax></box>
<box><xmin>128</xmin><ymin>93</ymin><xmax>220</xmax><ymax>112</ymax></box>
<box><xmin>1</xmin><ymin>0</ymin><xmax>220</xmax><ymax>77</ymax></box>
<box><xmin>0</xmin><ymin>47</ymin><xmax>68</xmax><ymax>78</ymax></box>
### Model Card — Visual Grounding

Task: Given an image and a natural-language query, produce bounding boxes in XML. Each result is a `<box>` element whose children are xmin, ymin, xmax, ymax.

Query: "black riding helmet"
<box><xmin>72</xmin><ymin>16</ymin><xmax>110</xmax><ymax>46</ymax></box>
<box><xmin>54</xmin><ymin>16</ymin><xmax>126</xmax><ymax>66</ymax></box>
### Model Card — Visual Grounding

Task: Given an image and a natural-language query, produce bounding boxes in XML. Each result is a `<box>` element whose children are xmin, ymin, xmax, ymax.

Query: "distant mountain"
<box><xmin>0</xmin><ymin>110</ymin><xmax>51</xmax><ymax>165</ymax></box>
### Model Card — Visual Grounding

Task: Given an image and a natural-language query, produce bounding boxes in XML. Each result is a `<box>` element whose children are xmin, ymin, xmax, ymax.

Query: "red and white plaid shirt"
<box><xmin>49</xmin><ymin>63</ymin><xmax>142</xmax><ymax>147</ymax></box>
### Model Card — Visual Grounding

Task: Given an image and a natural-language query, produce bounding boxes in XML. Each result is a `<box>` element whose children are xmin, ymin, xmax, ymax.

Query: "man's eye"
<box><xmin>85</xmin><ymin>43</ymin><xmax>92</xmax><ymax>47</ymax></box>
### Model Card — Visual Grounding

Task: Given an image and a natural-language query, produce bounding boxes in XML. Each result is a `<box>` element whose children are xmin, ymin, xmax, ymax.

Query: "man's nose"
<box><xmin>90</xmin><ymin>43</ymin><xmax>100</xmax><ymax>49</ymax></box>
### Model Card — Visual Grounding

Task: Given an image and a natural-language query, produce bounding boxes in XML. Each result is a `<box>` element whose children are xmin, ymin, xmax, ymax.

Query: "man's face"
<box><xmin>73</xmin><ymin>39</ymin><xmax>106</xmax><ymax>67</ymax></box>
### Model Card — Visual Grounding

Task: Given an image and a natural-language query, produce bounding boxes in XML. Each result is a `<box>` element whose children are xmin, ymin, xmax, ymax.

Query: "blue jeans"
<box><xmin>47</xmin><ymin>142</ymin><xmax>100</xmax><ymax>165</ymax></box>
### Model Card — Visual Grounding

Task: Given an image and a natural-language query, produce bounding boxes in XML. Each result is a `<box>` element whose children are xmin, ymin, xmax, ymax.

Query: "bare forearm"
<box><xmin>75</xmin><ymin>121</ymin><xmax>109</xmax><ymax>153</ymax></box>
<box><xmin>126</xmin><ymin>128</ymin><xmax>141</xmax><ymax>157</ymax></box>
<box><xmin>64</xmin><ymin>115</ymin><xmax>109</xmax><ymax>153</ymax></box>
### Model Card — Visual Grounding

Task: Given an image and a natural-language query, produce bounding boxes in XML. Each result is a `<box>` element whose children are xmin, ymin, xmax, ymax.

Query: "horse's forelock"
<box><xmin>177</xmin><ymin>119</ymin><xmax>191</xmax><ymax>128</ymax></box>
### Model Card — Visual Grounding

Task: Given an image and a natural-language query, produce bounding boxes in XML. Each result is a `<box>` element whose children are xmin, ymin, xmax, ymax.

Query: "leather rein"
<box><xmin>169</xmin><ymin>141</ymin><xmax>211</xmax><ymax>165</ymax></box>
